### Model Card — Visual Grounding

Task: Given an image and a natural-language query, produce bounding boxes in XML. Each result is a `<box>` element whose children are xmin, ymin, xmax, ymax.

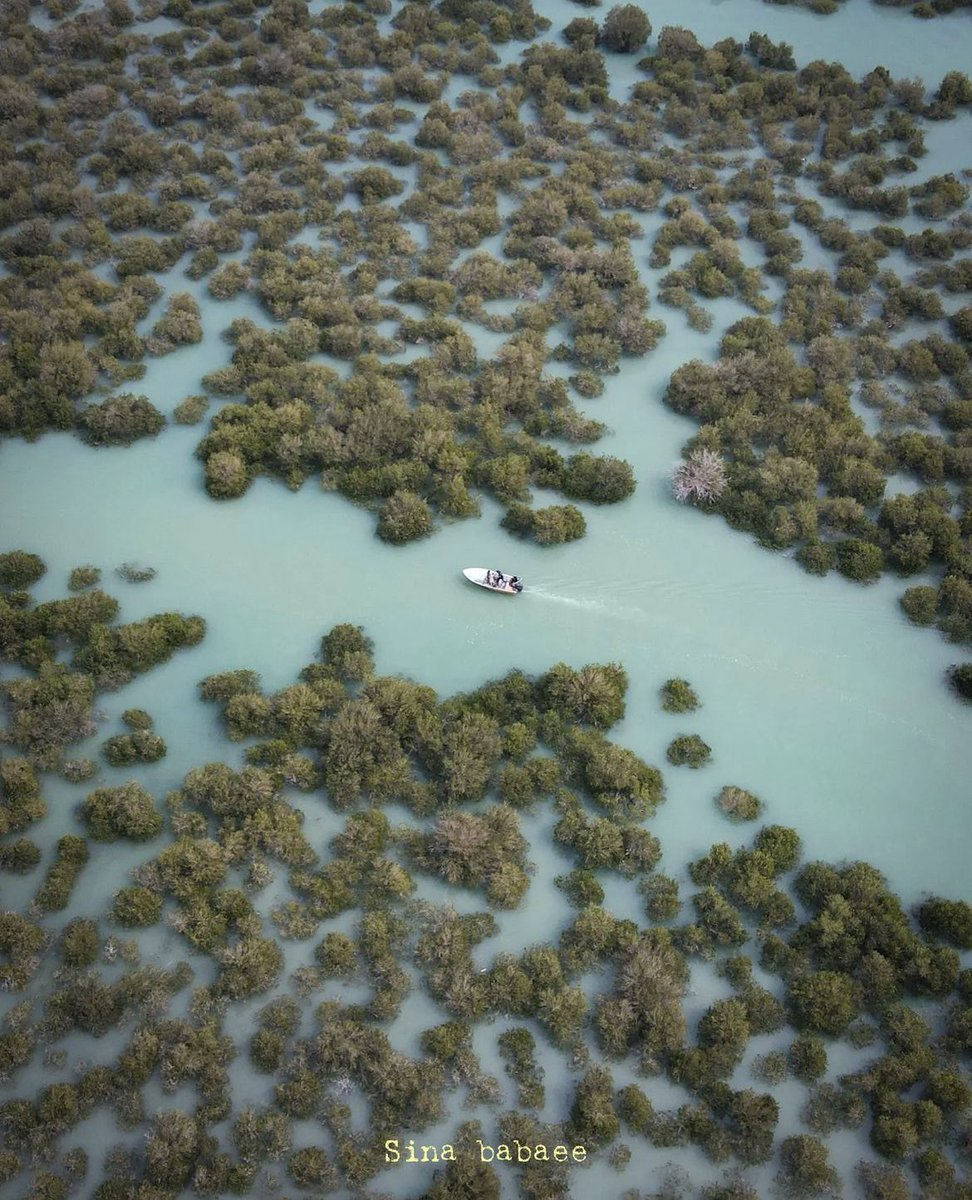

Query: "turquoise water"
<box><xmin>3</xmin><ymin>2</ymin><xmax>972</xmax><ymax>1196</ymax></box>
<box><xmin>4</xmin><ymin>286</ymin><xmax>968</xmax><ymax>900</ymax></box>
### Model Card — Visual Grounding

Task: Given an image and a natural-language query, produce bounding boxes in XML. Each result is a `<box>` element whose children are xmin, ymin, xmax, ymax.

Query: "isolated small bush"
<box><xmin>716</xmin><ymin>786</ymin><xmax>762</xmax><ymax>822</ymax></box>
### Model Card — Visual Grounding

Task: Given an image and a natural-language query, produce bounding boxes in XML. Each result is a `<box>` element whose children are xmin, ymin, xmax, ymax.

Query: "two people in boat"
<box><xmin>486</xmin><ymin>570</ymin><xmax>519</xmax><ymax>589</ymax></box>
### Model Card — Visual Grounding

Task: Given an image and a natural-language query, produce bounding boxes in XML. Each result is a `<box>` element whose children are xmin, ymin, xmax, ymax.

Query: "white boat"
<box><xmin>463</xmin><ymin>567</ymin><xmax>524</xmax><ymax>594</ymax></box>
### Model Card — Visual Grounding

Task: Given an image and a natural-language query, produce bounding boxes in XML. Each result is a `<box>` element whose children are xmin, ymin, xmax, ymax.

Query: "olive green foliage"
<box><xmin>717</xmin><ymin>786</ymin><xmax>763</xmax><ymax>822</ymax></box>
<box><xmin>599</xmin><ymin>5</ymin><xmax>651</xmax><ymax>52</ymax></box>
<box><xmin>195</xmin><ymin>298</ymin><xmax>638</xmax><ymax>538</ymax></box>
<box><xmin>540</xmin><ymin>661</ymin><xmax>628</xmax><ymax>728</ymax></box>
<box><xmin>288</xmin><ymin>1147</ymin><xmax>338</xmax><ymax>1190</ymax></box>
<box><xmin>0</xmin><ymin>756</ymin><xmax>47</xmax><ymax>835</ymax></box>
<box><xmin>173</xmin><ymin>395</ymin><xmax>209</xmax><ymax>425</ymax></box>
<box><xmin>209</xmin><ymin>260</ymin><xmax>250</xmax><ymax>299</ymax></box>
<box><xmin>411</xmin><ymin>806</ymin><xmax>530</xmax><ymax>907</ymax></box>
<box><xmin>349</xmin><ymin>166</ymin><xmax>406</xmax><ymax>205</ymax></box>
<box><xmin>567</xmin><ymin>1064</ymin><xmax>620</xmax><ymax>1148</ymax></box>
<box><xmin>556</xmin><ymin>867</ymin><xmax>605</xmax><ymax>908</ymax></box>
<box><xmin>121</xmin><ymin>709</ymin><xmax>153</xmax><ymax>731</ymax></box>
<box><xmin>790</xmin><ymin>972</ymin><xmax>861</xmax><ymax>1033</ymax></box>
<box><xmin>111</xmin><ymin>886</ymin><xmax>163</xmax><ymax>928</ymax></box>
<box><xmin>562</xmin><ymin>454</ymin><xmax>636</xmax><ymax>505</ymax></box>
<box><xmin>2</xmin><ymin>0</ymin><xmax>972</xmax><ymax>1178</ymax></box>
<box><xmin>498</xmin><ymin>1027</ymin><xmax>545</xmax><ymax>1108</ymax></box>
<box><xmin>204</xmin><ymin>448</ymin><xmax>249</xmax><ymax>499</ymax></box>
<box><xmin>81</xmin><ymin>781</ymin><xmax>163</xmax><ymax>842</ymax></box>
<box><xmin>502</xmin><ymin>502</ymin><xmax>587</xmax><ymax>544</ymax></box>
<box><xmin>199</xmin><ymin>669</ymin><xmax>263</xmax><ymax>704</ymax></box>
<box><xmin>0</xmin><ymin>910</ymin><xmax>45</xmax><ymax>992</ymax></box>
<box><xmin>776</xmin><ymin>1134</ymin><xmax>841</xmax><ymax>1198</ymax></box>
<box><xmin>0</xmin><ymin>552</ymin><xmax>46</xmax><ymax>590</ymax></box>
<box><xmin>596</xmin><ymin>931</ymin><xmax>689</xmax><ymax>1063</ymax></box>
<box><xmin>789</xmin><ymin>1035</ymin><xmax>828</xmax><ymax>1083</ymax></box>
<box><xmin>640</xmin><ymin>872</ymin><xmax>681</xmax><ymax>922</ymax></box>
<box><xmin>62</xmin><ymin>757</ymin><xmax>97</xmax><ymax>784</ymax></box>
<box><xmin>660</xmin><ymin>677</ymin><xmax>699</xmax><ymax>713</ymax></box>
<box><xmin>666</xmin><ymin>734</ymin><xmax>712</xmax><ymax>767</ymax></box>
<box><xmin>803</xmin><ymin>1080</ymin><xmax>868</xmax><ymax>1137</ymax></box>
<box><xmin>74</xmin><ymin>611</ymin><xmax>205</xmax><ymax>688</ymax></box>
<box><xmin>948</xmin><ymin>662</ymin><xmax>972</xmax><ymax>700</ymax></box>
<box><xmin>1</xmin><ymin>578</ymin><xmax>202</xmax><ymax>777</ymax></box>
<box><xmin>320</xmin><ymin>623</ymin><xmax>375</xmax><ymax>683</ymax></box>
<box><xmin>665</xmin><ymin>170</ymin><xmax>971</xmax><ymax>694</ymax></box>
<box><xmin>753</xmin><ymin>1049</ymin><xmax>789</xmax><ymax>1084</ymax></box>
<box><xmin>77</xmin><ymin>394</ymin><xmax>165</xmax><ymax>446</ymax></box>
<box><xmin>3</xmin><ymin>624</ymin><xmax>972</xmax><ymax>1190</ymax></box>
<box><xmin>148</xmin><ymin>292</ymin><xmax>202</xmax><ymax>353</ymax></box>
<box><xmin>315</xmin><ymin>932</ymin><xmax>357</xmax><ymax>977</ymax></box>
<box><xmin>0</xmin><ymin>837</ymin><xmax>41</xmax><ymax>874</ymax></box>
<box><xmin>7</xmin><ymin>0</ymin><xmax>683</xmax><ymax>547</ymax></box>
<box><xmin>901</xmin><ymin>586</ymin><xmax>938</xmax><ymax>625</ymax></box>
<box><xmin>917</xmin><ymin>897</ymin><xmax>972</xmax><ymax>948</ymax></box>
<box><xmin>856</xmin><ymin>1162</ymin><xmax>910</xmax><ymax>1200</ymax></box>
<box><xmin>0</xmin><ymin>1028</ymin><xmax>35</xmax><ymax>1084</ymax></box>
<box><xmin>835</xmin><ymin>538</ymin><xmax>885</xmax><ymax>583</ymax></box>
<box><xmin>376</xmin><ymin>489</ymin><xmax>434</xmax><ymax>544</ymax></box>
<box><xmin>68</xmin><ymin>566</ymin><xmax>100</xmax><ymax>591</ymax></box>
<box><xmin>561</xmin><ymin>728</ymin><xmax>665</xmax><ymax>820</ymax></box>
<box><xmin>116</xmin><ymin>562</ymin><xmax>157</xmax><ymax>584</ymax></box>
<box><xmin>34</xmin><ymin>835</ymin><xmax>89</xmax><ymax>913</ymax></box>
<box><xmin>59</xmin><ymin>918</ymin><xmax>100</xmax><ymax>968</ymax></box>
<box><xmin>101</xmin><ymin>730</ymin><xmax>166</xmax><ymax>766</ymax></box>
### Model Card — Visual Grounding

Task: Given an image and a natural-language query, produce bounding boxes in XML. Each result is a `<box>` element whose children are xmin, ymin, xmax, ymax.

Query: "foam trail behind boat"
<box><xmin>528</xmin><ymin>584</ymin><xmax>645</xmax><ymax>619</ymax></box>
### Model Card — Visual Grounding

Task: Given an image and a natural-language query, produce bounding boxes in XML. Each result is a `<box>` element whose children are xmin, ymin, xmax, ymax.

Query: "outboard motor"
<box><xmin>512</xmin><ymin>579</ymin><xmax>524</xmax><ymax>592</ymax></box>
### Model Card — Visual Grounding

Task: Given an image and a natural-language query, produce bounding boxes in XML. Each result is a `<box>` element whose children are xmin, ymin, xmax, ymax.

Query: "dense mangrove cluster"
<box><xmin>0</xmin><ymin>0</ymin><xmax>668</xmax><ymax>547</ymax></box>
<box><xmin>1</xmin><ymin>0</ymin><xmax>971</xmax><ymax>682</ymax></box>
<box><xmin>0</xmin><ymin>549</ymin><xmax>202</xmax><ymax>771</ymax></box>
<box><xmin>2</xmin><ymin>559</ymin><xmax>971</xmax><ymax>1198</ymax></box>
<box><xmin>627</xmin><ymin>30</ymin><xmax>972</xmax><ymax>688</ymax></box>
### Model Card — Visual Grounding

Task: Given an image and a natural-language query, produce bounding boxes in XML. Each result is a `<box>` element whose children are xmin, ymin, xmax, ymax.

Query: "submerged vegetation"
<box><xmin>1</xmin><ymin>567</ymin><xmax>970</xmax><ymax>1196</ymax></box>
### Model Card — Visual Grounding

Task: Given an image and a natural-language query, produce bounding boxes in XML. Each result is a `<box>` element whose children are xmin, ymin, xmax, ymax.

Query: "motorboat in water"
<box><xmin>463</xmin><ymin>567</ymin><xmax>524</xmax><ymax>594</ymax></box>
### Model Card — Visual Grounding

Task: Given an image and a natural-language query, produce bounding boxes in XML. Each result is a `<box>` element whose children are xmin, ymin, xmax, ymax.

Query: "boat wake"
<box><xmin>528</xmin><ymin>584</ymin><xmax>645</xmax><ymax>620</ymax></box>
<box><xmin>529</xmin><ymin>587</ymin><xmax>606</xmax><ymax>611</ymax></box>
